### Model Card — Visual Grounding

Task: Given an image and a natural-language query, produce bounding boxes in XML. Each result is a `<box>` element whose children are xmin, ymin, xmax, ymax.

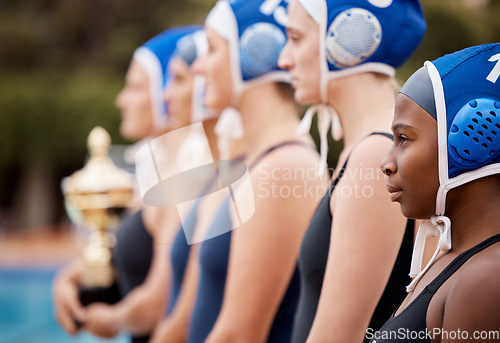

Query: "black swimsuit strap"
<box><xmin>190</xmin><ymin>154</ymin><xmax>247</xmax><ymax>209</ymax></box>
<box><xmin>331</xmin><ymin>132</ymin><xmax>393</xmax><ymax>189</ymax></box>
<box><xmin>248</xmin><ymin>140</ymin><xmax>315</xmax><ymax>171</ymax></box>
<box><xmin>427</xmin><ymin>233</ymin><xmax>500</xmax><ymax>293</ymax></box>
<box><xmin>371</xmin><ymin>131</ymin><xmax>394</xmax><ymax>140</ymax></box>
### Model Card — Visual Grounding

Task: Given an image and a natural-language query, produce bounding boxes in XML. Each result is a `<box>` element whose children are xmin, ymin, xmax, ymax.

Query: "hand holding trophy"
<box><xmin>62</xmin><ymin>126</ymin><xmax>133</xmax><ymax>308</ymax></box>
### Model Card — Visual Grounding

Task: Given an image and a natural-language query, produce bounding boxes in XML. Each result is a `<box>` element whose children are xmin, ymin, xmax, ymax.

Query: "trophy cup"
<box><xmin>62</xmin><ymin>126</ymin><xmax>134</xmax><ymax>306</ymax></box>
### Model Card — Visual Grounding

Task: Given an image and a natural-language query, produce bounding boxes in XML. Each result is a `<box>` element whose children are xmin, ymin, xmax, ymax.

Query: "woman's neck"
<box><xmin>202</xmin><ymin>118</ymin><xmax>220</xmax><ymax>161</ymax></box>
<box><xmin>445</xmin><ymin>176</ymin><xmax>500</xmax><ymax>252</ymax></box>
<box><xmin>232</xmin><ymin>83</ymin><xmax>305</xmax><ymax>160</ymax></box>
<box><xmin>327</xmin><ymin>73</ymin><xmax>396</xmax><ymax>152</ymax></box>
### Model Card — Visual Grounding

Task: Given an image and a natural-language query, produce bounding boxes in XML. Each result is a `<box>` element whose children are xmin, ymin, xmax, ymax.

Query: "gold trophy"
<box><xmin>62</xmin><ymin>126</ymin><xmax>134</xmax><ymax>306</ymax></box>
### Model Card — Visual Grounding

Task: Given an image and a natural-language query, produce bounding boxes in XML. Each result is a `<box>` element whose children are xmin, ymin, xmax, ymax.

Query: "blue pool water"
<box><xmin>0</xmin><ymin>267</ymin><xmax>129</xmax><ymax>343</ymax></box>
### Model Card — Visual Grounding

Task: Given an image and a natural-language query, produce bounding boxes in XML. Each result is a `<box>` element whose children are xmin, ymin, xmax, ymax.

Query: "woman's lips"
<box><xmin>386</xmin><ymin>184</ymin><xmax>403</xmax><ymax>202</ymax></box>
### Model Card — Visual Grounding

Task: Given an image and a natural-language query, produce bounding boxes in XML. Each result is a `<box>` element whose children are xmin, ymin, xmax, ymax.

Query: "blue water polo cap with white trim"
<box><xmin>431</xmin><ymin>43</ymin><xmax>500</xmax><ymax>179</ymax></box>
<box><xmin>206</xmin><ymin>0</ymin><xmax>290</xmax><ymax>99</ymax></box>
<box><xmin>133</xmin><ymin>26</ymin><xmax>201</xmax><ymax>130</ymax></box>
<box><xmin>298</xmin><ymin>0</ymin><xmax>426</xmax><ymax>77</ymax></box>
<box><xmin>292</xmin><ymin>0</ymin><xmax>426</xmax><ymax>177</ymax></box>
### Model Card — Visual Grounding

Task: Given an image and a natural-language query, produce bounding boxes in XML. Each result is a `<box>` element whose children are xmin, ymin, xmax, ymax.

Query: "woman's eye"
<box><xmin>399</xmin><ymin>135</ymin><xmax>409</xmax><ymax>145</ymax></box>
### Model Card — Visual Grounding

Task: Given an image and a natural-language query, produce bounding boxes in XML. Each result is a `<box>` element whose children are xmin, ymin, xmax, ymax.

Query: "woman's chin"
<box><xmin>120</xmin><ymin>124</ymin><xmax>147</xmax><ymax>142</ymax></box>
<box><xmin>400</xmin><ymin>205</ymin><xmax>435</xmax><ymax>221</ymax></box>
<box><xmin>204</xmin><ymin>96</ymin><xmax>229</xmax><ymax>111</ymax></box>
<box><xmin>294</xmin><ymin>88</ymin><xmax>321</xmax><ymax>106</ymax></box>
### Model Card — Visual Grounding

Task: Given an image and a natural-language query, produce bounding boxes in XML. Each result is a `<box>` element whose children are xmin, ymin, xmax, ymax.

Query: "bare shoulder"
<box><xmin>248</xmin><ymin>142</ymin><xmax>327</xmax><ymax>223</ymax></box>
<box><xmin>452</xmin><ymin>244</ymin><xmax>500</xmax><ymax>293</ymax></box>
<box><xmin>445</xmin><ymin>244</ymin><xmax>500</xmax><ymax>321</ymax></box>
<box><xmin>252</xmin><ymin>142</ymin><xmax>326</xmax><ymax>186</ymax></box>
<box><xmin>142</xmin><ymin>206</ymin><xmax>176</xmax><ymax>241</ymax></box>
<box><xmin>346</xmin><ymin>133</ymin><xmax>393</xmax><ymax>171</ymax></box>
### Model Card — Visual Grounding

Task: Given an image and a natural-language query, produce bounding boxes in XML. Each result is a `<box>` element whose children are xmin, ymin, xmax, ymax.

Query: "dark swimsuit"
<box><xmin>113</xmin><ymin>210</ymin><xmax>154</xmax><ymax>343</ymax></box>
<box><xmin>370</xmin><ymin>233</ymin><xmax>500</xmax><ymax>343</ymax></box>
<box><xmin>168</xmin><ymin>155</ymin><xmax>246</xmax><ymax>315</ymax></box>
<box><xmin>167</xmin><ymin>208</ymin><xmax>195</xmax><ymax>315</ymax></box>
<box><xmin>291</xmin><ymin>133</ymin><xmax>415</xmax><ymax>343</ymax></box>
<box><xmin>188</xmin><ymin>141</ymin><xmax>314</xmax><ymax>343</ymax></box>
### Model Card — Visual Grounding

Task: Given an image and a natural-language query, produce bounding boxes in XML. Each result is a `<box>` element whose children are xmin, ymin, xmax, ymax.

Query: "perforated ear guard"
<box><xmin>239</xmin><ymin>22</ymin><xmax>286</xmax><ymax>80</ymax></box>
<box><xmin>206</xmin><ymin>0</ymin><xmax>290</xmax><ymax>98</ymax></box>
<box><xmin>296</xmin><ymin>0</ymin><xmax>425</xmax><ymax>75</ymax></box>
<box><xmin>449</xmin><ymin>98</ymin><xmax>500</xmax><ymax>167</ymax></box>
<box><xmin>325</xmin><ymin>7</ymin><xmax>382</xmax><ymax>68</ymax></box>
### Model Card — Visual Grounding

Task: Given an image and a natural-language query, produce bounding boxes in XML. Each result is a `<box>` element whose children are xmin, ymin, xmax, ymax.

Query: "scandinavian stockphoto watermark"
<box><xmin>134</xmin><ymin>123</ymin><xmax>255</xmax><ymax>244</ymax></box>
<box><xmin>366</xmin><ymin>328</ymin><xmax>500</xmax><ymax>342</ymax></box>
<box><xmin>256</xmin><ymin>162</ymin><xmax>385</xmax><ymax>202</ymax></box>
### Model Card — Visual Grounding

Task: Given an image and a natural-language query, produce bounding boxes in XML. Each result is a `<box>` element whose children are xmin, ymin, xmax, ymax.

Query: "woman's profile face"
<box><xmin>195</xmin><ymin>27</ymin><xmax>233</xmax><ymax>110</ymax></box>
<box><xmin>380</xmin><ymin>94</ymin><xmax>440</xmax><ymax>219</ymax></box>
<box><xmin>278</xmin><ymin>0</ymin><xmax>321</xmax><ymax>104</ymax></box>
<box><xmin>164</xmin><ymin>57</ymin><xmax>194</xmax><ymax>130</ymax></box>
<box><xmin>115</xmin><ymin>60</ymin><xmax>155</xmax><ymax>141</ymax></box>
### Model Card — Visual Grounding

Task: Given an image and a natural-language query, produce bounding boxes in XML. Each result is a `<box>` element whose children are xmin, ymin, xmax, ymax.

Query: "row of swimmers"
<box><xmin>53</xmin><ymin>0</ymin><xmax>500</xmax><ymax>342</ymax></box>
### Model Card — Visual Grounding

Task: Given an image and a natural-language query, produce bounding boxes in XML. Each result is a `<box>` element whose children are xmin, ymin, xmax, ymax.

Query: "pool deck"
<box><xmin>0</xmin><ymin>225</ymin><xmax>83</xmax><ymax>268</ymax></box>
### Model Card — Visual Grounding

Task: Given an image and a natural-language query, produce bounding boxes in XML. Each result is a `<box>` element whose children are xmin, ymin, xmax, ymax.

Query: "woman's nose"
<box><xmin>380</xmin><ymin>152</ymin><xmax>396</xmax><ymax>176</ymax></box>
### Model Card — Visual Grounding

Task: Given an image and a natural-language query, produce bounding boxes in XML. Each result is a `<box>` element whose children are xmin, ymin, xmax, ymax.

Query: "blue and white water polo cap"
<box><xmin>297</xmin><ymin>0</ymin><xmax>426</xmax><ymax>86</ymax></box>
<box><xmin>293</xmin><ymin>0</ymin><xmax>426</xmax><ymax>176</ymax></box>
<box><xmin>133</xmin><ymin>26</ymin><xmax>201</xmax><ymax>131</ymax></box>
<box><xmin>205</xmin><ymin>0</ymin><xmax>291</xmax><ymax>102</ymax></box>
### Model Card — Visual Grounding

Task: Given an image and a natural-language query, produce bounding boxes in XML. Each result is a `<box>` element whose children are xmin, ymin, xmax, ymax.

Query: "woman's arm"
<box><xmin>206</xmin><ymin>148</ymin><xmax>328</xmax><ymax>343</ymax></box>
<box><xmin>150</xmin><ymin>244</ymin><xmax>202</xmax><ymax>343</ymax></box>
<box><xmin>307</xmin><ymin>136</ymin><xmax>407</xmax><ymax>343</ymax></box>
<box><xmin>53</xmin><ymin>259</ymin><xmax>87</xmax><ymax>335</ymax></box>
<box><xmin>84</xmin><ymin>207</ymin><xmax>176</xmax><ymax>337</ymax></box>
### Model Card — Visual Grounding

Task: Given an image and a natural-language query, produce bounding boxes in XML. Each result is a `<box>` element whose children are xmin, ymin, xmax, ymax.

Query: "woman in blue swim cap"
<box><xmin>53</xmin><ymin>26</ymin><xmax>200</xmax><ymax>343</ymax></box>
<box><xmin>278</xmin><ymin>0</ymin><xmax>426</xmax><ymax>341</ymax></box>
<box><xmin>377</xmin><ymin>43</ymin><xmax>500</xmax><ymax>343</ymax></box>
<box><xmin>160</xmin><ymin>1</ymin><xmax>328</xmax><ymax>342</ymax></box>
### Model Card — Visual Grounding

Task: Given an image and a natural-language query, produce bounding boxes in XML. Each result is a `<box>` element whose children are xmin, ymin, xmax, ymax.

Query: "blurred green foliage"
<box><xmin>0</xmin><ymin>70</ymin><xmax>123</xmax><ymax>169</ymax></box>
<box><xmin>0</xmin><ymin>0</ymin><xmax>498</xmax><ymax>226</ymax></box>
<box><xmin>0</xmin><ymin>0</ymin><xmax>216</xmax><ymax>225</ymax></box>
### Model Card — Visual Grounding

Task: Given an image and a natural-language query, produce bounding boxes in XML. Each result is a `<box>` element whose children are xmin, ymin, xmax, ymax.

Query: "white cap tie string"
<box><xmin>298</xmin><ymin>104</ymin><xmax>343</xmax><ymax>176</ymax></box>
<box><xmin>407</xmin><ymin>215</ymin><xmax>451</xmax><ymax>292</ymax></box>
<box><xmin>215</xmin><ymin>107</ymin><xmax>244</xmax><ymax>161</ymax></box>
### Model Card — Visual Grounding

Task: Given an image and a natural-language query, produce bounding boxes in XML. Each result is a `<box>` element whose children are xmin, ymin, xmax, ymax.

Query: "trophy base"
<box><xmin>78</xmin><ymin>282</ymin><xmax>121</xmax><ymax>307</ymax></box>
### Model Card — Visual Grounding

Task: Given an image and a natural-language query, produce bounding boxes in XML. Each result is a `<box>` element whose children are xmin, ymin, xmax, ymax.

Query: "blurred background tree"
<box><xmin>0</xmin><ymin>0</ymin><xmax>498</xmax><ymax>232</ymax></box>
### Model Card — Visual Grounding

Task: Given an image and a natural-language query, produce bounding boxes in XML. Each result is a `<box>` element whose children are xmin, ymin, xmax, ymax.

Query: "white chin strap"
<box><xmin>298</xmin><ymin>104</ymin><xmax>343</xmax><ymax>176</ymax></box>
<box><xmin>215</xmin><ymin>107</ymin><xmax>244</xmax><ymax>161</ymax></box>
<box><xmin>406</xmin><ymin>60</ymin><xmax>453</xmax><ymax>293</ymax></box>
<box><xmin>406</xmin><ymin>214</ymin><xmax>451</xmax><ymax>292</ymax></box>
<box><xmin>176</xmin><ymin>124</ymin><xmax>212</xmax><ymax>171</ymax></box>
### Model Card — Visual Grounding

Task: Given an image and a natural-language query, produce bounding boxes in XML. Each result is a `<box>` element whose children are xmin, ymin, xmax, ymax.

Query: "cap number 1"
<box><xmin>487</xmin><ymin>53</ymin><xmax>500</xmax><ymax>84</ymax></box>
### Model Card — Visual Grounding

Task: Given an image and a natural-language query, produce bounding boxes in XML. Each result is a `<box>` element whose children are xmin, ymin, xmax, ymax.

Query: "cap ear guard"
<box><xmin>325</xmin><ymin>8</ymin><xmax>382</xmax><ymax>68</ymax></box>
<box><xmin>449</xmin><ymin>98</ymin><xmax>500</xmax><ymax>167</ymax></box>
<box><xmin>239</xmin><ymin>22</ymin><xmax>286</xmax><ymax>80</ymax></box>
